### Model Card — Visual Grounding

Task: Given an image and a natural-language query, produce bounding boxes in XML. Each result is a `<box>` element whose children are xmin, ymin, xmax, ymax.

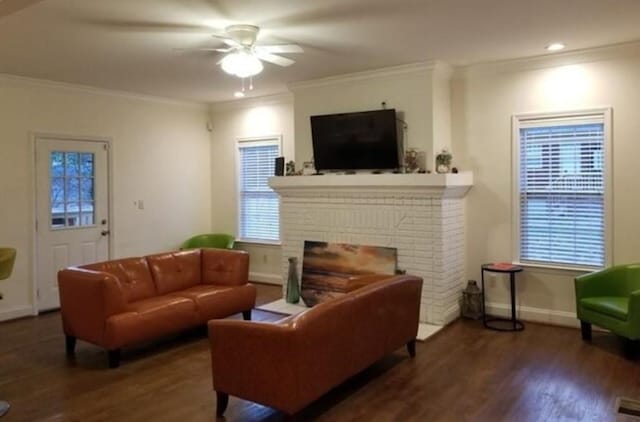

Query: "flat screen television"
<box><xmin>310</xmin><ymin>109</ymin><xmax>400</xmax><ymax>171</ymax></box>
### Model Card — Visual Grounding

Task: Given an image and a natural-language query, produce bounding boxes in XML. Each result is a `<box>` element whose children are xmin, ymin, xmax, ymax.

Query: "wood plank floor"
<box><xmin>0</xmin><ymin>283</ymin><xmax>638</xmax><ymax>422</ymax></box>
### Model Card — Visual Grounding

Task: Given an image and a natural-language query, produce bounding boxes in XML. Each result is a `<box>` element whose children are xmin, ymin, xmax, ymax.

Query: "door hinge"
<box><xmin>103</xmin><ymin>143</ymin><xmax>108</xmax><ymax>150</ymax></box>
<box><xmin>36</xmin><ymin>288</ymin><xmax>40</xmax><ymax>299</ymax></box>
<box><xmin>35</xmin><ymin>220</ymin><xmax>38</xmax><ymax>232</ymax></box>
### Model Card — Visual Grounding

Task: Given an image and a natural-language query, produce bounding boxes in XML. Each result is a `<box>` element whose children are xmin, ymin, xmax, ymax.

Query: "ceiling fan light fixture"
<box><xmin>220</xmin><ymin>51</ymin><xmax>263</xmax><ymax>78</ymax></box>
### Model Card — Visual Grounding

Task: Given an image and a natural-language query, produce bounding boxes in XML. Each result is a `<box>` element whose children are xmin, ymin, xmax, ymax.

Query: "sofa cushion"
<box><xmin>581</xmin><ymin>297</ymin><xmax>629</xmax><ymax>321</ymax></box>
<box><xmin>147</xmin><ymin>249</ymin><xmax>202</xmax><ymax>294</ymax></box>
<box><xmin>169</xmin><ymin>284</ymin><xmax>256</xmax><ymax>323</ymax></box>
<box><xmin>202</xmin><ymin>249</ymin><xmax>249</xmax><ymax>286</ymax></box>
<box><xmin>104</xmin><ymin>296</ymin><xmax>198</xmax><ymax>348</ymax></box>
<box><xmin>83</xmin><ymin>257</ymin><xmax>156</xmax><ymax>302</ymax></box>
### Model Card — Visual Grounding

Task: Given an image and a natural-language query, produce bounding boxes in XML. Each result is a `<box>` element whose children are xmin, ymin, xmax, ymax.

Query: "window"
<box><xmin>50</xmin><ymin>151</ymin><xmax>95</xmax><ymax>228</ymax></box>
<box><xmin>513</xmin><ymin>110</ymin><xmax>611</xmax><ymax>269</ymax></box>
<box><xmin>237</xmin><ymin>137</ymin><xmax>281</xmax><ymax>242</ymax></box>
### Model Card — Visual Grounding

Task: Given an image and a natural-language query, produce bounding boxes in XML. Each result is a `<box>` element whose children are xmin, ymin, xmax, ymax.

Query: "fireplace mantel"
<box><xmin>269</xmin><ymin>172</ymin><xmax>473</xmax><ymax>198</ymax></box>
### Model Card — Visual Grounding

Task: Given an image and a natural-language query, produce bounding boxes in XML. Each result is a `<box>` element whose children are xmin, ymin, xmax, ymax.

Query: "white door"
<box><xmin>35</xmin><ymin>137</ymin><xmax>110</xmax><ymax>311</ymax></box>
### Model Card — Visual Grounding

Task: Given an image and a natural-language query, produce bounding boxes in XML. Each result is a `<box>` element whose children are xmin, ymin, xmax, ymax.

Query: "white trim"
<box><xmin>235</xmin><ymin>135</ymin><xmax>283</xmax><ymax>243</ymax></box>
<box><xmin>236</xmin><ymin>239</ymin><xmax>282</xmax><ymax>247</ymax></box>
<box><xmin>288</xmin><ymin>60</ymin><xmax>436</xmax><ymax>91</ymax></box>
<box><xmin>210</xmin><ymin>93</ymin><xmax>293</xmax><ymax>112</ymax></box>
<box><xmin>511</xmin><ymin>108</ymin><xmax>612</xmax><ymax>270</ymax></box>
<box><xmin>485</xmin><ymin>302</ymin><xmax>578</xmax><ymax>328</ymax></box>
<box><xmin>0</xmin><ymin>73</ymin><xmax>208</xmax><ymax>110</ymax></box>
<box><xmin>455</xmin><ymin>40</ymin><xmax>640</xmax><ymax>78</ymax></box>
<box><xmin>0</xmin><ymin>305</ymin><xmax>35</xmax><ymax>322</ymax></box>
<box><xmin>249</xmin><ymin>272</ymin><xmax>282</xmax><ymax>285</ymax></box>
<box><xmin>31</xmin><ymin>133</ymin><xmax>114</xmax><ymax>313</ymax></box>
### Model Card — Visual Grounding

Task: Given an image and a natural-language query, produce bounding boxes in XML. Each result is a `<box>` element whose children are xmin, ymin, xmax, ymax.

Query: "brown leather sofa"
<box><xmin>208</xmin><ymin>274</ymin><xmax>422</xmax><ymax>418</ymax></box>
<box><xmin>58</xmin><ymin>248</ymin><xmax>255</xmax><ymax>368</ymax></box>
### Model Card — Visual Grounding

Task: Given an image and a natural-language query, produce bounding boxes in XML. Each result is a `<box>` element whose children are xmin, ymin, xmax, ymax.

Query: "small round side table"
<box><xmin>481</xmin><ymin>263</ymin><xmax>524</xmax><ymax>332</ymax></box>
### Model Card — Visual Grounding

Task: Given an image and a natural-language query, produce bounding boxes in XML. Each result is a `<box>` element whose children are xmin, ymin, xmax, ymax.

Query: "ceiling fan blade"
<box><xmin>255</xmin><ymin>52</ymin><xmax>295</xmax><ymax>67</ymax></box>
<box><xmin>77</xmin><ymin>18</ymin><xmax>212</xmax><ymax>33</ymax></box>
<box><xmin>174</xmin><ymin>47</ymin><xmax>232</xmax><ymax>53</ymax></box>
<box><xmin>212</xmin><ymin>35</ymin><xmax>241</xmax><ymax>48</ymax></box>
<box><xmin>255</xmin><ymin>44</ymin><xmax>304</xmax><ymax>54</ymax></box>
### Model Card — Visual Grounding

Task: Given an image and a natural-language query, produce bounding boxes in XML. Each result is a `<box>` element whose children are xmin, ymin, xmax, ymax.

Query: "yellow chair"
<box><xmin>0</xmin><ymin>247</ymin><xmax>16</xmax><ymax>417</ymax></box>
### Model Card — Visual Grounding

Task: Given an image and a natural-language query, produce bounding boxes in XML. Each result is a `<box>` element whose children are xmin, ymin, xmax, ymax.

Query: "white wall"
<box><xmin>290</xmin><ymin>64</ymin><xmax>436</xmax><ymax>167</ymax></box>
<box><xmin>0</xmin><ymin>76</ymin><xmax>212</xmax><ymax>320</ymax></box>
<box><xmin>452</xmin><ymin>44</ymin><xmax>640</xmax><ymax>326</ymax></box>
<box><xmin>209</xmin><ymin>94</ymin><xmax>294</xmax><ymax>284</ymax></box>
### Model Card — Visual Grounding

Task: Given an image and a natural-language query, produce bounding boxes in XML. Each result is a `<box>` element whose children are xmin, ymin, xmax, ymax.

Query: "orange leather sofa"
<box><xmin>58</xmin><ymin>248</ymin><xmax>255</xmax><ymax>368</ymax></box>
<box><xmin>209</xmin><ymin>275</ymin><xmax>422</xmax><ymax>418</ymax></box>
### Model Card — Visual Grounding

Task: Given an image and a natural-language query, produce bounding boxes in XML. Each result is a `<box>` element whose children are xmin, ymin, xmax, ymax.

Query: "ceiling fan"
<box><xmin>182</xmin><ymin>24</ymin><xmax>304</xmax><ymax>79</ymax></box>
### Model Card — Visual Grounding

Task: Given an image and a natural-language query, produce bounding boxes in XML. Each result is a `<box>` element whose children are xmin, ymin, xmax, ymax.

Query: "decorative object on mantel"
<box><xmin>285</xmin><ymin>160</ymin><xmax>296</xmax><ymax>176</ymax></box>
<box><xmin>451</xmin><ymin>167</ymin><xmax>459</xmax><ymax>174</ymax></box>
<box><xmin>300</xmin><ymin>241</ymin><xmax>397</xmax><ymax>307</ymax></box>
<box><xmin>461</xmin><ymin>280</ymin><xmax>483</xmax><ymax>320</ymax></box>
<box><xmin>302</xmin><ymin>160</ymin><xmax>315</xmax><ymax>176</ymax></box>
<box><xmin>435</xmin><ymin>148</ymin><xmax>453</xmax><ymax>174</ymax></box>
<box><xmin>285</xmin><ymin>257</ymin><xmax>300</xmax><ymax>304</ymax></box>
<box><xmin>404</xmin><ymin>148</ymin><xmax>419</xmax><ymax>173</ymax></box>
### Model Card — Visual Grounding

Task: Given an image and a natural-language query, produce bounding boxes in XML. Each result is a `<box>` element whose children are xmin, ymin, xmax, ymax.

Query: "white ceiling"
<box><xmin>1</xmin><ymin>0</ymin><xmax>640</xmax><ymax>102</ymax></box>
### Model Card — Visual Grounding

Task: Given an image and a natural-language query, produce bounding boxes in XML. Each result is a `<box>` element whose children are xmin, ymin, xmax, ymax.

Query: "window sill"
<box><xmin>236</xmin><ymin>239</ymin><xmax>282</xmax><ymax>247</ymax></box>
<box><xmin>513</xmin><ymin>261</ymin><xmax>599</xmax><ymax>274</ymax></box>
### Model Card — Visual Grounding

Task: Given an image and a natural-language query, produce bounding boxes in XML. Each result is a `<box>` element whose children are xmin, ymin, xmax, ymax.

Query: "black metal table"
<box><xmin>481</xmin><ymin>263</ymin><xmax>524</xmax><ymax>332</ymax></box>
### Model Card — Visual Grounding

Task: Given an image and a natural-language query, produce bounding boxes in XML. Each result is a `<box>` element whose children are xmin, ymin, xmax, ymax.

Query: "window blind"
<box><xmin>519</xmin><ymin>121</ymin><xmax>605</xmax><ymax>268</ymax></box>
<box><xmin>238</xmin><ymin>142</ymin><xmax>280</xmax><ymax>241</ymax></box>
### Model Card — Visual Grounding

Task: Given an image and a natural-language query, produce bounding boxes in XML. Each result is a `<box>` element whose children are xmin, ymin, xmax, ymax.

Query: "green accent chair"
<box><xmin>180</xmin><ymin>233</ymin><xmax>235</xmax><ymax>250</ymax></box>
<box><xmin>575</xmin><ymin>264</ymin><xmax>640</xmax><ymax>347</ymax></box>
<box><xmin>0</xmin><ymin>247</ymin><xmax>16</xmax><ymax>417</ymax></box>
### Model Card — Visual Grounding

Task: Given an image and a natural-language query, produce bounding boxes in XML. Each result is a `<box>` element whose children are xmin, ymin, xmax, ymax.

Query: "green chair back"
<box><xmin>181</xmin><ymin>233</ymin><xmax>235</xmax><ymax>250</ymax></box>
<box><xmin>0</xmin><ymin>248</ymin><xmax>17</xmax><ymax>281</ymax></box>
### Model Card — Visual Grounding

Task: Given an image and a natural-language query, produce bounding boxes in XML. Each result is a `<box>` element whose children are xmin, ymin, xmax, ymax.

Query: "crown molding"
<box><xmin>0</xmin><ymin>73</ymin><xmax>209</xmax><ymax>110</ymax></box>
<box><xmin>288</xmin><ymin>60</ymin><xmax>437</xmax><ymax>91</ymax></box>
<box><xmin>454</xmin><ymin>40</ymin><xmax>640</xmax><ymax>78</ymax></box>
<box><xmin>210</xmin><ymin>92</ymin><xmax>293</xmax><ymax>113</ymax></box>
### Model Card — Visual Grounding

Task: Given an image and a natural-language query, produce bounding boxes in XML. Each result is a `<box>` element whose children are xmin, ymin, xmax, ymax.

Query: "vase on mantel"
<box><xmin>286</xmin><ymin>257</ymin><xmax>300</xmax><ymax>304</ymax></box>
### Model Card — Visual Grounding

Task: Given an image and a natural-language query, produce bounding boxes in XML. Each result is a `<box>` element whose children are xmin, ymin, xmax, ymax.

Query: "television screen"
<box><xmin>310</xmin><ymin>109</ymin><xmax>400</xmax><ymax>171</ymax></box>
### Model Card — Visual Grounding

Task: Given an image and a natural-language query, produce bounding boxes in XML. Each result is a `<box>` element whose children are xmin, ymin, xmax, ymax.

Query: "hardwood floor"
<box><xmin>0</xmin><ymin>283</ymin><xmax>638</xmax><ymax>422</ymax></box>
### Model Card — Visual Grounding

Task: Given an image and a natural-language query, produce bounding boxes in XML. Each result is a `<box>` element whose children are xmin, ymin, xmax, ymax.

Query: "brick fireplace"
<box><xmin>269</xmin><ymin>173</ymin><xmax>473</xmax><ymax>325</ymax></box>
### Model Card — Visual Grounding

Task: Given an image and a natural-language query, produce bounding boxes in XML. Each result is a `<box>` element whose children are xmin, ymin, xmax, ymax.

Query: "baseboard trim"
<box><xmin>0</xmin><ymin>305</ymin><xmax>35</xmax><ymax>322</ymax></box>
<box><xmin>485</xmin><ymin>302</ymin><xmax>578</xmax><ymax>328</ymax></box>
<box><xmin>249</xmin><ymin>272</ymin><xmax>282</xmax><ymax>285</ymax></box>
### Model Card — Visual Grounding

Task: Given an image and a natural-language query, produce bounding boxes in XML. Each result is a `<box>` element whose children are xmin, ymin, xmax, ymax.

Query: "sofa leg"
<box><xmin>216</xmin><ymin>392</ymin><xmax>229</xmax><ymax>417</ymax></box>
<box><xmin>623</xmin><ymin>338</ymin><xmax>638</xmax><ymax>359</ymax></box>
<box><xmin>108</xmin><ymin>349</ymin><xmax>121</xmax><ymax>368</ymax></box>
<box><xmin>407</xmin><ymin>339</ymin><xmax>416</xmax><ymax>358</ymax></box>
<box><xmin>580</xmin><ymin>321</ymin><xmax>592</xmax><ymax>341</ymax></box>
<box><xmin>242</xmin><ymin>309</ymin><xmax>252</xmax><ymax>321</ymax></box>
<box><xmin>65</xmin><ymin>335</ymin><xmax>76</xmax><ymax>357</ymax></box>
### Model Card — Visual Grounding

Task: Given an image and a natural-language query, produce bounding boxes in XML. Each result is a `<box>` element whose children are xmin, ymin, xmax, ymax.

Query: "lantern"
<box><xmin>462</xmin><ymin>280</ymin><xmax>483</xmax><ymax>320</ymax></box>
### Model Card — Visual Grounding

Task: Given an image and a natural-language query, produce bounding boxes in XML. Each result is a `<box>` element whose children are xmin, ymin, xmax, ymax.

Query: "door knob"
<box><xmin>101</xmin><ymin>230</ymin><xmax>111</xmax><ymax>236</ymax></box>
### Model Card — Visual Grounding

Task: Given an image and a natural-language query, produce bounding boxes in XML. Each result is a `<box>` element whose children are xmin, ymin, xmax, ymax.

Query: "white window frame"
<box><xmin>235</xmin><ymin>135</ymin><xmax>282</xmax><ymax>244</ymax></box>
<box><xmin>511</xmin><ymin>108</ymin><xmax>613</xmax><ymax>271</ymax></box>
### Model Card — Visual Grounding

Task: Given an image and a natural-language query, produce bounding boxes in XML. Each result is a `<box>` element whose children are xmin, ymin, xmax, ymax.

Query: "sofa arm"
<box><xmin>58</xmin><ymin>268</ymin><xmax>127</xmax><ymax>346</ymax></box>
<box><xmin>208</xmin><ymin>319</ymin><xmax>300</xmax><ymax>413</ymax></box>
<box><xmin>202</xmin><ymin>249</ymin><xmax>249</xmax><ymax>286</ymax></box>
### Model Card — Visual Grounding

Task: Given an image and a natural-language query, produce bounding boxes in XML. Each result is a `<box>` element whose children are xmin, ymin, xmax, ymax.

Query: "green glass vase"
<box><xmin>286</xmin><ymin>257</ymin><xmax>300</xmax><ymax>304</ymax></box>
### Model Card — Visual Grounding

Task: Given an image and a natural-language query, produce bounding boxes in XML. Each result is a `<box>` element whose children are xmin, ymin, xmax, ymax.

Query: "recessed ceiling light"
<box><xmin>234</xmin><ymin>91</ymin><xmax>245</xmax><ymax>98</ymax></box>
<box><xmin>546</xmin><ymin>42</ymin><xmax>566</xmax><ymax>52</ymax></box>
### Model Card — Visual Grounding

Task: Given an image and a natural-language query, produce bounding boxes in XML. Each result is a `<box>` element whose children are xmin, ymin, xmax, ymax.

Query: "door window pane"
<box><xmin>50</xmin><ymin>151</ymin><xmax>96</xmax><ymax>228</ymax></box>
